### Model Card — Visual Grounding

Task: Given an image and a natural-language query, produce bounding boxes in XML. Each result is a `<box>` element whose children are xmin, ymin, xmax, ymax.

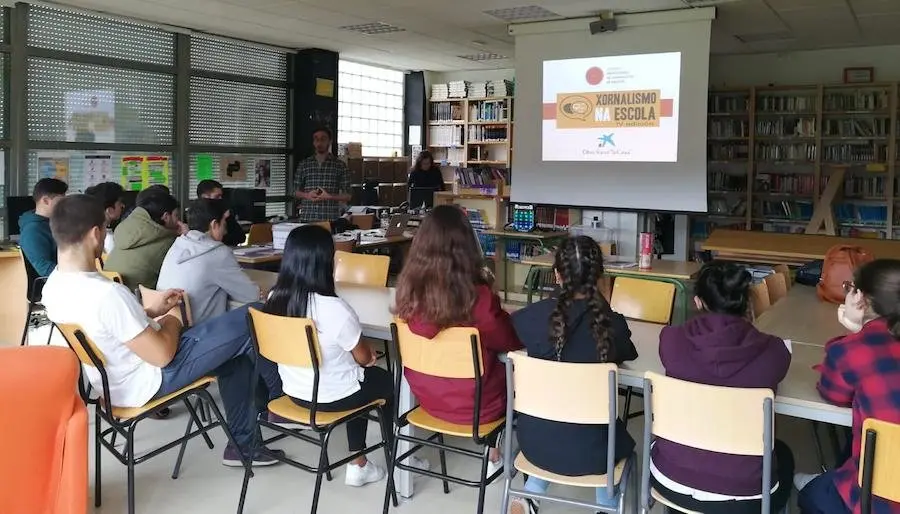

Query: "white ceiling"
<box><xmin>40</xmin><ymin>0</ymin><xmax>900</xmax><ymax>71</ymax></box>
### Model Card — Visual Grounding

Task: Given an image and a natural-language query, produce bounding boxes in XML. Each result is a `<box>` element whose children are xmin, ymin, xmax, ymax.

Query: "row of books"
<box><xmin>754</xmin><ymin>173</ymin><xmax>815</xmax><ymax>195</ymax></box>
<box><xmin>823</xmin><ymin>91</ymin><xmax>889</xmax><ymax>111</ymax></box>
<box><xmin>709</xmin><ymin>120</ymin><xmax>749</xmax><ymax>138</ymax></box>
<box><xmin>756</xmin><ymin>143</ymin><xmax>816</xmax><ymax>161</ymax></box>
<box><xmin>709</xmin><ymin>198</ymin><xmax>747</xmax><ymax>216</ymax></box>
<box><xmin>755</xmin><ymin>200</ymin><xmax>814</xmax><ymax>220</ymax></box>
<box><xmin>428</xmin><ymin>125</ymin><xmax>464</xmax><ymax>147</ymax></box>
<box><xmin>757</xmin><ymin>95</ymin><xmax>816</xmax><ymax>113</ymax></box>
<box><xmin>822</xmin><ymin>143</ymin><xmax>887</xmax><ymax>162</ymax></box>
<box><xmin>469</xmin><ymin>100</ymin><xmax>510</xmax><ymax>122</ymax></box>
<box><xmin>467</xmin><ymin>125</ymin><xmax>507</xmax><ymax>141</ymax></box>
<box><xmin>756</xmin><ymin>118</ymin><xmax>816</xmax><ymax>137</ymax></box>
<box><xmin>708</xmin><ymin>143</ymin><xmax>750</xmax><ymax>160</ymax></box>
<box><xmin>709</xmin><ymin>171</ymin><xmax>747</xmax><ymax>192</ymax></box>
<box><xmin>821</xmin><ymin>175</ymin><xmax>887</xmax><ymax>198</ymax></box>
<box><xmin>455</xmin><ymin>166</ymin><xmax>509</xmax><ymax>186</ymax></box>
<box><xmin>467</xmin><ymin>145</ymin><xmax>507</xmax><ymax>162</ymax></box>
<box><xmin>431</xmin><ymin>147</ymin><xmax>465</xmax><ymax>166</ymax></box>
<box><xmin>834</xmin><ymin>204</ymin><xmax>888</xmax><ymax>226</ymax></box>
<box><xmin>822</xmin><ymin>118</ymin><xmax>889</xmax><ymax>137</ymax></box>
<box><xmin>430</xmin><ymin>102</ymin><xmax>464</xmax><ymax>122</ymax></box>
<box><xmin>708</xmin><ymin>96</ymin><xmax>749</xmax><ymax>114</ymax></box>
<box><xmin>468</xmin><ymin>80</ymin><xmax>514</xmax><ymax>99</ymax></box>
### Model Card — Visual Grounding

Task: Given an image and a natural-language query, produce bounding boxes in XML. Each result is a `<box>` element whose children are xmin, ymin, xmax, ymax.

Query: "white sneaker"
<box><xmin>794</xmin><ymin>472</ymin><xmax>819</xmax><ymax>491</ymax></box>
<box><xmin>345</xmin><ymin>461</ymin><xmax>386</xmax><ymax>487</ymax></box>
<box><xmin>486</xmin><ymin>456</ymin><xmax>503</xmax><ymax>478</ymax></box>
<box><xmin>407</xmin><ymin>456</ymin><xmax>431</xmax><ymax>472</ymax></box>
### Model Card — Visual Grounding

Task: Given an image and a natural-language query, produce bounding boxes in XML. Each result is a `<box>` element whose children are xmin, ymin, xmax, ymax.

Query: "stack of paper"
<box><xmin>468</xmin><ymin>81</ymin><xmax>487</xmax><ymax>99</ymax></box>
<box><xmin>430</xmin><ymin>83</ymin><xmax>449</xmax><ymax>101</ymax></box>
<box><xmin>488</xmin><ymin>79</ymin><xmax>514</xmax><ymax>97</ymax></box>
<box><xmin>273</xmin><ymin>222</ymin><xmax>304</xmax><ymax>251</ymax></box>
<box><xmin>448</xmin><ymin>80</ymin><xmax>468</xmax><ymax>98</ymax></box>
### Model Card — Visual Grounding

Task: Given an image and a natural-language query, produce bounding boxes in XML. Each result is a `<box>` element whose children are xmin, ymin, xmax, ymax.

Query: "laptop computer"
<box><xmin>384</xmin><ymin>214</ymin><xmax>410</xmax><ymax>237</ymax></box>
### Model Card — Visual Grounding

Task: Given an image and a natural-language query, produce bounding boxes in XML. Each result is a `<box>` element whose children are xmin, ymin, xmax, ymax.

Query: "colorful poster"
<box><xmin>84</xmin><ymin>154</ymin><xmax>113</xmax><ymax>188</ymax></box>
<box><xmin>255</xmin><ymin>158</ymin><xmax>271</xmax><ymax>188</ymax></box>
<box><xmin>196</xmin><ymin>154</ymin><xmax>214</xmax><ymax>181</ymax></box>
<box><xmin>37</xmin><ymin>152</ymin><xmax>70</xmax><ymax>183</ymax></box>
<box><xmin>120</xmin><ymin>156</ymin><xmax>143</xmax><ymax>191</ymax></box>
<box><xmin>142</xmin><ymin>156</ymin><xmax>169</xmax><ymax>189</ymax></box>
<box><xmin>220</xmin><ymin>155</ymin><xmax>246</xmax><ymax>183</ymax></box>
<box><xmin>65</xmin><ymin>90</ymin><xmax>115</xmax><ymax>143</ymax></box>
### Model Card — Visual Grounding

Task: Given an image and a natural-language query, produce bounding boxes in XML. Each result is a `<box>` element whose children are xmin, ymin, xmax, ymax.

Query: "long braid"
<box><xmin>548</xmin><ymin>249</ymin><xmax>576</xmax><ymax>360</ymax></box>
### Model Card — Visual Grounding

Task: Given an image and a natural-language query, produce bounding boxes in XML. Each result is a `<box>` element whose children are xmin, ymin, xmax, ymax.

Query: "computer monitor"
<box><xmin>408</xmin><ymin>187</ymin><xmax>436</xmax><ymax>209</ymax></box>
<box><xmin>7</xmin><ymin>196</ymin><xmax>36</xmax><ymax>240</ymax></box>
<box><xmin>223</xmin><ymin>187</ymin><xmax>267</xmax><ymax>224</ymax></box>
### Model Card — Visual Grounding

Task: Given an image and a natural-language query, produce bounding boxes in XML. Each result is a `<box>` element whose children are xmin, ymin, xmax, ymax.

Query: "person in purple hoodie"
<box><xmin>651</xmin><ymin>261</ymin><xmax>794</xmax><ymax>513</ymax></box>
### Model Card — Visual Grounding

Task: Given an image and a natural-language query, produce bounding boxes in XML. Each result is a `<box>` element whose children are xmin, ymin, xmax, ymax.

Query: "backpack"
<box><xmin>817</xmin><ymin>245</ymin><xmax>874</xmax><ymax>304</ymax></box>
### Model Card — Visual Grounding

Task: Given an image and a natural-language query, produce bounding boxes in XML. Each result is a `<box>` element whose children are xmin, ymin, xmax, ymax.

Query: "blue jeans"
<box><xmin>524</xmin><ymin>476</ymin><xmax>618</xmax><ymax>507</ymax></box>
<box><xmin>152</xmin><ymin>303</ymin><xmax>282</xmax><ymax>451</ymax></box>
<box><xmin>797</xmin><ymin>471</ymin><xmax>850</xmax><ymax>514</ymax></box>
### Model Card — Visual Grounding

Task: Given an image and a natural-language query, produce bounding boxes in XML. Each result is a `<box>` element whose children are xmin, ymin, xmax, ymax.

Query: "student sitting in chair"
<box><xmin>19</xmin><ymin>178</ymin><xmax>68</xmax><ymax>278</ymax></box>
<box><xmin>157</xmin><ymin>199</ymin><xmax>259</xmax><ymax>325</ymax></box>
<box><xmin>796</xmin><ymin>259</ymin><xmax>900</xmax><ymax>514</ymax></box>
<box><xmin>196</xmin><ymin>179</ymin><xmax>246</xmax><ymax>247</ymax></box>
<box><xmin>508</xmin><ymin>236</ymin><xmax>638</xmax><ymax>514</ymax></box>
<box><xmin>85</xmin><ymin>181</ymin><xmax>126</xmax><ymax>255</ymax></box>
<box><xmin>394</xmin><ymin>204</ymin><xmax>523</xmax><ymax>474</ymax></box>
<box><xmin>105</xmin><ymin>189</ymin><xmax>186</xmax><ymax>290</ymax></box>
<box><xmin>41</xmin><ymin>194</ymin><xmax>284</xmax><ymax>467</ymax></box>
<box><xmin>652</xmin><ymin>261</ymin><xmax>794</xmax><ymax>513</ymax></box>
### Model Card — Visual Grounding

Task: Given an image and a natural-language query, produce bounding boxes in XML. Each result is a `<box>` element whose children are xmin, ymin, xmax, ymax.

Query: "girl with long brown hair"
<box><xmin>394</xmin><ymin>204</ymin><xmax>522</xmax><ymax>471</ymax></box>
<box><xmin>508</xmin><ymin>236</ymin><xmax>637</xmax><ymax>514</ymax></box>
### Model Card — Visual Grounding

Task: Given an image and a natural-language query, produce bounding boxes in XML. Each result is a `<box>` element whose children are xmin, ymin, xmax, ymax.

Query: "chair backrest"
<box><xmin>508</xmin><ymin>352</ymin><xmax>616</xmax><ymax>424</ymax></box>
<box><xmin>137</xmin><ymin>285</ymin><xmax>194</xmax><ymax>328</ymax></box>
<box><xmin>55</xmin><ymin>324</ymin><xmax>107</xmax><ymax>369</ymax></box>
<box><xmin>0</xmin><ymin>346</ymin><xmax>87</xmax><ymax>514</ymax></box>
<box><xmin>610</xmin><ymin>277</ymin><xmax>676</xmax><ymax>324</ymax></box>
<box><xmin>351</xmin><ymin>214</ymin><xmax>376</xmax><ymax>230</ymax></box>
<box><xmin>334</xmin><ymin>250</ymin><xmax>390</xmax><ymax>286</ymax></box>
<box><xmin>764</xmin><ymin>272</ymin><xmax>788</xmax><ymax>304</ymax></box>
<box><xmin>94</xmin><ymin>258</ymin><xmax>104</xmax><ymax>272</ymax></box>
<box><xmin>334</xmin><ymin>239</ymin><xmax>356</xmax><ymax>253</ymax></box>
<box><xmin>859</xmin><ymin>418</ymin><xmax>900</xmax><ymax>508</ymax></box>
<box><xmin>772</xmin><ymin>264</ymin><xmax>792</xmax><ymax>290</ymax></box>
<box><xmin>247</xmin><ymin>307</ymin><xmax>321</xmax><ymax>368</ymax></box>
<box><xmin>391</xmin><ymin>320</ymin><xmax>483</xmax><ymax>379</ymax></box>
<box><xmin>750</xmin><ymin>281</ymin><xmax>771</xmax><ymax>318</ymax></box>
<box><xmin>644</xmin><ymin>371</ymin><xmax>773</xmax><ymax>456</ymax></box>
<box><xmin>247</xmin><ymin>223</ymin><xmax>273</xmax><ymax>245</ymax></box>
<box><xmin>100</xmin><ymin>270</ymin><xmax>123</xmax><ymax>284</ymax></box>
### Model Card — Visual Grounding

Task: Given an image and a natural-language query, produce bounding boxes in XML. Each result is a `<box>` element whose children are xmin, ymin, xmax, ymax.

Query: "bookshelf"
<box><xmin>428</xmin><ymin>96</ymin><xmax>513</xmax><ymax>177</ymax></box>
<box><xmin>695</xmin><ymin>82</ymin><xmax>900</xmax><ymax>252</ymax></box>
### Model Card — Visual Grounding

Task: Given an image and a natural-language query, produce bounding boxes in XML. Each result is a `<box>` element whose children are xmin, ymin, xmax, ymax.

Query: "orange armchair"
<box><xmin>0</xmin><ymin>346</ymin><xmax>87</xmax><ymax>514</ymax></box>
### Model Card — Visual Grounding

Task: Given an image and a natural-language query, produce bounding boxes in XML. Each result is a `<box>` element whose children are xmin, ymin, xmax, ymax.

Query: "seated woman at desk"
<box><xmin>509</xmin><ymin>236</ymin><xmax>638</xmax><ymax>514</ymax></box>
<box><xmin>407</xmin><ymin>150</ymin><xmax>445</xmax><ymax>191</ymax></box>
<box><xmin>652</xmin><ymin>261</ymin><xmax>794</xmax><ymax>514</ymax></box>
<box><xmin>394</xmin><ymin>205</ymin><xmax>523</xmax><ymax>474</ymax></box>
<box><xmin>796</xmin><ymin>259</ymin><xmax>900</xmax><ymax>514</ymax></box>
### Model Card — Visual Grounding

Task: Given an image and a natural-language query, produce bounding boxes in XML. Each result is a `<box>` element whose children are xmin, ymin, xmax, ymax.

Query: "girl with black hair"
<box><xmin>797</xmin><ymin>259</ymin><xmax>900</xmax><ymax>514</ymax></box>
<box><xmin>263</xmin><ymin>225</ymin><xmax>411</xmax><ymax>488</ymax></box>
<box><xmin>407</xmin><ymin>150</ymin><xmax>445</xmax><ymax>191</ymax></box>
<box><xmin>652</xmin><ymin>261</ymin><xmax>794</xmax><ymax>514</ymax></box>
<box><xmin>509</xmin><ymin>236</ymin><xmax>638</xmax><ymax>514</ymax></box>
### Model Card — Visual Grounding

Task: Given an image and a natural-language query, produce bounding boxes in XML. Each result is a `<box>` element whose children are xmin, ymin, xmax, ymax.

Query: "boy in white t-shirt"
<box><xmin>41</xmin><ymin>194</ymin><xmax>283</xmax><ymax>467</ymax></box>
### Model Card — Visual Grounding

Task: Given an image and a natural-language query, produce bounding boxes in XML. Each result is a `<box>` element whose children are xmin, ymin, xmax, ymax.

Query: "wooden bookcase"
<box><xmin>344</xmin><ymin>156</ymin><xmax>410</xmax><ymax>207</ymax></box>
<box><xmin>695</xmin><ymin>82</ymin><xmax>900</xmax><ymax>251</ymax></box>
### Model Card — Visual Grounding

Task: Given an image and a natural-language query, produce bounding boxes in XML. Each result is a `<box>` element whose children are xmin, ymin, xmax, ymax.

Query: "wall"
<box><xmin>710</xmin><ymin>44</ymin><xmax>900</xmax><ymax>87</ymax></box>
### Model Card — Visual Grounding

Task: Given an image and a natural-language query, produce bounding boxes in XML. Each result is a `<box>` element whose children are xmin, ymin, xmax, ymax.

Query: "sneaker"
<box><xmin>509</xmin><ymin>497</ymin><xmax>539</xmax><ymax>514</ymax></box>
<box><xmin>345</xmin><ymin>460</ymin><xmax>386</xmax><ymax>487</ymax></box>
<box><xmin>486</xmin><ymin>456</ymin><xmax>503</xmax><ymax>478</ymax></box>
<box><xmin>222</xmin><ymin>444</ymin><xmax>285</xmax><ymax>468</ymax></box>
<box><xmin>406</xmin><ymin>456</ymin><xmax>431</xmax><ymax>472</ymax></box>
<box><xmin>267</xmin><ymin>412</ymin><xmax>307</xmax><ymax>430</ymax></box>
<box><xmin>794</xmin><ymin>472</ymin><xmax>819</xmax><ymax>491</ymax></box>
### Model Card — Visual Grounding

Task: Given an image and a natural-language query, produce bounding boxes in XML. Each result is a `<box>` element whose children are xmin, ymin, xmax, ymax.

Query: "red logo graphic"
<box><xmin>586</xmin><ymin>67</ymin><xmax>604</xmax><ymax>85</ymax></box>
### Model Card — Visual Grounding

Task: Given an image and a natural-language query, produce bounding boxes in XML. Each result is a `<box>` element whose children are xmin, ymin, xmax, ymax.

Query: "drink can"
<box><xmin>639</xmin><ymin>232</ymin><xmax>652</xmax><ymax>270</ymax></box>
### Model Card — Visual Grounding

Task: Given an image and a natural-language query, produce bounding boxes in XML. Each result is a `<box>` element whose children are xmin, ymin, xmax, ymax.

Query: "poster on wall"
<box><xmin>120</xmin><ymin>156</ymin><xmax>143</xmax><ymax>191</ymax></box>
<box><xmin>37</xmin><ymin>152</ymin><xmax>70</xmax><ymax>183</ymax></box>
<box><xmin>84</xmin><ymin>154</ymin><xmax>113</xmax><ymax>188</ymax></box>
<box><xmin>220</xmin><ymin>155</ymin><xmax>246</xmax><ymax>183</ymax></box>
<box><xmin>196</xmin><ymin>154</ymin><xmax>214</xmax><ymax>181</ymax></box>
<box><xmin>255</xmin><ymin>159</ymin><xmax>271</xmax><ymax>188</ymax></box>
<box><xmin>65</xmin><ymin>90</ymin><xmax>115</xmax><ymax>143</ymax></box>
<box><xmin>142</xmin><ymin>156</ymin><xmax>169</xmax><ymax>189</ymax></box>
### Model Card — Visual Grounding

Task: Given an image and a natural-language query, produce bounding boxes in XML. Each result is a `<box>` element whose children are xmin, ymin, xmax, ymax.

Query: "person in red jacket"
<box><xmin>394</xmin><ymin>205</ymin><xmax>523</xmax><ymax>472</ymax></box>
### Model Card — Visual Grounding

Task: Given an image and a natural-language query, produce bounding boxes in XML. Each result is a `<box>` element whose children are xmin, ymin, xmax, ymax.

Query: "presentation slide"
<box><xmin>542</xmin><ymin>52</ymin><xmax>681</xmax><ymax>162</ymax></box>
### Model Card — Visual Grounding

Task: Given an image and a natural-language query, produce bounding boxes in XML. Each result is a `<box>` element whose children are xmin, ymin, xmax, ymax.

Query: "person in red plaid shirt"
<box><xmin>796</xmin><ymin>259</ymin><xmax>900</xmax><ymax>514</ymax></box>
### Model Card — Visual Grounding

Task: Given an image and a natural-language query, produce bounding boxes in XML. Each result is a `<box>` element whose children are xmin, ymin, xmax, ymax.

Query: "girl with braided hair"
<box><xmin>509</xmin><ymin>236</ymin><xmax>638</xmax><ymax>514</ymax></box>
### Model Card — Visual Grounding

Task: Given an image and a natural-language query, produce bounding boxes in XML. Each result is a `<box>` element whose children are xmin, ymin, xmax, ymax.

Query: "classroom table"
<box><xmin>519</xmin><ymin>253</ymin><xmax>701</xmax><ymax>323</ymax></box>
<box><xmin>240</xmin><ymin>270</ymin><xmax>851</xmax><ymax>499</ymax></box>
<box><xmin>702</xmin><ymin>228</ymin><xmax>900</xmax><ymax>265</ymax></box>
<box><xmin>0</xmin><ymin>249</ymin><xmax>28</xmax><ymax>346</ymax></box>
<box><xmin>234</xmin><ymin>232</ymin><xmax>415</xmax><ymax>266</ymax></box>
<box><xmin>482</xmin><ymin>229</ymin><xmax>568</xmax><ymax>302</ymax></box>
<box><xmin>754</xmin><ymin>284</ymin><xmax>847</xmax><ymax>346</ymax></box>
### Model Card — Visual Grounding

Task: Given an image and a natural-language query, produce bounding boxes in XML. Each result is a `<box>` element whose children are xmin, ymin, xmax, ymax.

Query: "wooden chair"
<box><xmin>610</xmin><ymin>277</ymin><xmax>676</xmax><ymax>325</ymax></box>
<box><xmin>764</xmin><ymin>273</ymin><xmax>788</xmax><ymax>304</ymax></box>
<box><xmin>334</xmin><ymin>239</ymin><xmax>355</xmax><ymax>253</ymax></box>
<box><xmin>100</xmin><ymin>270</ymin><xmax>124</xmax><ymax>284</ymax></box>
<box><xmin>750</xmin><ymin>281</ymin><xmax>772</xmax><ymax>319</ymax></box>
<box><xmin>859</xmin><ymin>418</ymin><xmax>900</xmax><ymax>513</ymax></box>
<box><xmin>639</xmin><ymin>372</ymin><xmax>776</xmax><ymax>514</ymax></box>
<box><xmin>500</xmin><ymin>354</ymin><xmax>635</xmax><ymax>513</ymax></box>
<box><xmin>351</xmin><ymin>214</ymin><xmax>376</xmax><ymax>230</ymax></box>
<box><xmin>609</xmin><ymin>276</ymin><xmax>676</xmax><ymax>425</ymax></box>
<box><xmin>334</xmin><ymin>251</ymin><xmax>390</xmax><ymax>286</ymax></box>
<box><xmin>238</xmin><ymin>308</ymin><xmax>394</xmax><ymax>514</ymax></box>
<box><xmin>19</xmin><ymin>252</ymin><xmax>48</xmax><ymax>346</ymax></box>
<box><xmin>383</xmin><ymin>321</ymin><xmax>504</xmax><ymax>514</ymax></box>
<box><xmin>773</xmin><ymin>264</ymin><xmax>792</xmax><ymax>290</ymax></box>
<box><xmin>247</xmin><ymin>223</ymin><xmax>273</xmax><ymax>245</ymax></box>
<box><xmin>56</xmin><ymin>324</ymin><xmax>247</xmax><ymax>514</ymax></box>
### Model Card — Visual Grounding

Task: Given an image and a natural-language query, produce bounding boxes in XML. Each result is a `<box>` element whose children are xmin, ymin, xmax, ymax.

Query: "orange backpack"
<box><xmin>817</xmin><ymin>245</ymin><xmax>874</xmax><ymax>304</ymax></box>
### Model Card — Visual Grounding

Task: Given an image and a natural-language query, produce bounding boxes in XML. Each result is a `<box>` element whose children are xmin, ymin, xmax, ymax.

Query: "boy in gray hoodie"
<box><xmin>157</xmin><ymin>199</ymin><xmax>260</xmax><ymax>325</ymax></box>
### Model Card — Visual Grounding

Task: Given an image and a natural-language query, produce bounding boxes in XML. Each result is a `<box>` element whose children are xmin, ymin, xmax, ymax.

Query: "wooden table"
<box><xmin>0</xmin><ymin>249</ymin><xmax>27</xmax><ymax>346</ymax></box>
<box><xmin>234</xmin><ymin>232</ymin><xmax>414</xmax><ymax>266</ymax></box>
<box><xmin>240</xmin><ymin>270</ymin><xmax>851</xmax><ymax>498</ymax></box>
<box><xmin>702</xmin><ymin>229</ymin><xmax>900</xmax><ymax>265</ymax></box>
<box><xmin>754</xmin><ymin>285</ymin><xmax>847</xmax><ymax>346</ymax></box>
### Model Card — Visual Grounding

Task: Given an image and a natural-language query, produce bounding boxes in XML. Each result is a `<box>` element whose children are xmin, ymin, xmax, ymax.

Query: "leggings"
<box><xmin>291</xmin><ymin>366</ymin><xmax>393</xmax><ymax>451</ymax></box>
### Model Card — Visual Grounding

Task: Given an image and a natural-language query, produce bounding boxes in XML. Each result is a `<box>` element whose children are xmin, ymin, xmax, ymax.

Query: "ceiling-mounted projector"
<box><xmin>589</xmin><ymin>16</ymin><xmax>617</xmax><ymax>34</ymax></box>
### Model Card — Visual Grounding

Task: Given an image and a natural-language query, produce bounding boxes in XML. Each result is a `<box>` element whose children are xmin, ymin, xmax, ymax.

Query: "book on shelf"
<box><xmin>469</xmin><ymin>99</ymin><xmax>509</xmax><ymax>122</ymax></box>
<box><xmin>756</xmin><ymin>143</ymin><xmax>816</xmax><ymax>161</ymax></box>
<box><xmin>755</xmin><ymin>117</ymin><xmax>816</xmax><ymax>137</ymax></box>
<box><xmin>430</xmin><ymin>102</ymin><xmax>463</xmax><ymax>122</ymax></box>
<box><xmin>820</xmin><ymin>175</ymin><xmax>886</xmax><ymax>198</ymax></box>
<box><xmin>448</xmin><ymin>80</ymin><xmax>468</xmax><ymax>99</ymax></box>
<box><xmin>823</xmin><ymin>90</ymin><xmax>889</xmax><ymax>111</ymax></box>
<box><xmin>709</xmin><ymin>119</ymin><xmax>749</xmax><ymax>137</ymax></box>
<box><xmin>709</xmin><ymin>171</ymin><xmax>747</xmax><ymax>192</ymax></box>
<box><xmin>428</xmin><ymin>125</ymin><xmax>464</xmax><ymax>147</ymax></box>
<box><xmin>822</xmin><ymin>142</ymin><xmax>887</xmax><ymax>162</ymax></box>
<box><xmin>757</xmin><ymin>95</ymin><xmax>816</xmax><ymax>112</ymax></box>
<box><xmin>756</xmin><ymin>200</ymin><xmax>813</xmax><ymax>221</ymax></box>
<box><xmin>834</xmin><ymin>203</ymin><xmax>888</xmax><ymax>226</ymax></box>
<box><xmin>430</xmin><ymin>83</ymin><xmax>449</xmax><ymax>101</ymax></box>
<box><xmin>708</xmin><ymin>143</ymin><xmax>750</xmax><ymax>160</ymax></box>
<box><xmin>754</xmin><ymin>174</ymin><xmax>815</xmax><ymax>195</ymax></box>
<box><xmin>455</xmin><ymin>167</ymin><xmax>510</xmax><ymax>187</ymax></box>
<box><xmin>709</xmin><ymin>95</ymin><xmax>749</xmax><ymax>114</ymax></box>
<box><xmin>468</xmin><ymin>124</ymin><xmax>507</xmax><ymax>141</ymax></box>
<box><xmin>822</xmin><ymin>118</ymin><xmax>889</xmax><ymax>137</ymax></box>
<box><xmin>708</xmin><ymin>198</ymin><xmax>746</xmax><ymax>217</ymax></box>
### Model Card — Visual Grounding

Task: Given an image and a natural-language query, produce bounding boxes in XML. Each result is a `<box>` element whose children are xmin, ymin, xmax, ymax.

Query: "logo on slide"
<box><xmin>586</xmin><ymin>67</ymin><xmax>604</xmax><ymax>86</ymax></box>
<box><xmin>598</xmin><ymin>134</ymin><xmax>615</xmax><ymax>148</ymax></box>
<box><xmin>559</xmin><ymin>95</ymin><xmax>593</xmax><ymax>120</ymax></box>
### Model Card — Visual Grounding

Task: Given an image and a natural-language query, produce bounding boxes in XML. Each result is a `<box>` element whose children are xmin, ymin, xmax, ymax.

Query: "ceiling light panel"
<box><xmin>458</xmin><ymin>53</ymin><xmax>509</xmax><ymax>61</ymax></box>
<box><xmin>483</xmin><ymin>6</ymin><xmax>561</xmax><ymax>22</ymax></box>
<box><xmin>339</xmin><ymin>22</ymin><xmax>406</xmax><ymax>35</ymax></box>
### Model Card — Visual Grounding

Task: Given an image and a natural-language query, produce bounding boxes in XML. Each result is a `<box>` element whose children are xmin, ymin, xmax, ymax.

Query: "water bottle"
<box><xmin>380</xmin><ymin>209</ymin><xmax>390</xmax><ymax>230</ymax></box>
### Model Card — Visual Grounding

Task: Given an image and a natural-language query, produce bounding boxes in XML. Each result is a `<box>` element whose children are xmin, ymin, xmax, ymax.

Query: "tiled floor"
<box><xmin>80</xmin><ymin>387</ymin><xmax>832</xmax><ymax>514</ymax></box>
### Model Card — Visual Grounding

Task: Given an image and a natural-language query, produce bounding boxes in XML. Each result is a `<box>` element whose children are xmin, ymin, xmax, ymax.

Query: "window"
<box><xmin>338</xmin><ymin>61</ymin><xmax>404</xmax><ymax>158</ymax></box>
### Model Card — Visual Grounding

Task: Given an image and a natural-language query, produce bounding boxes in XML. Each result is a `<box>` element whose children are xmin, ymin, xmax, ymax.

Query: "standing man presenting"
<box><xmin>293</xmin><ymin>127</ymin><xmax>352</xmax><ymax>223</ymax></box>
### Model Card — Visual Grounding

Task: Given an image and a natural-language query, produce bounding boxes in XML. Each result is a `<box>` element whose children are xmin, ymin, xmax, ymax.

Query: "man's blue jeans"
<box><xmin>151</xmin><ymin>303</ymin><xmax>282</xmax><ymax>451</ymax></box>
